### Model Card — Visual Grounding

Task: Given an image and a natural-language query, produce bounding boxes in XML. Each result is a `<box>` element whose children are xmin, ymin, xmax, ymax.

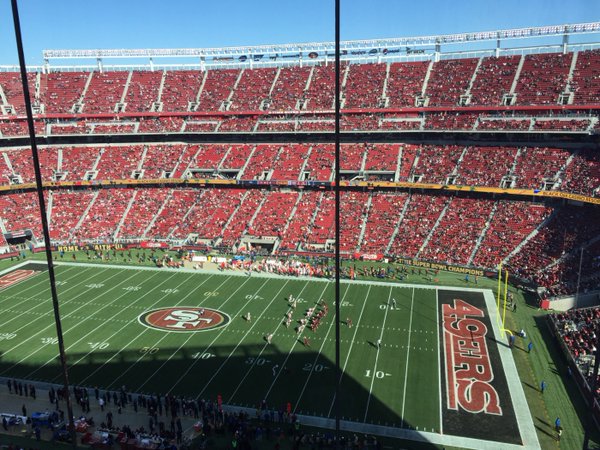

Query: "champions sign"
<box><xmin>138</xmin><ymin>307</ymin><xmax>230</xmax><ymax>332</ymax></box>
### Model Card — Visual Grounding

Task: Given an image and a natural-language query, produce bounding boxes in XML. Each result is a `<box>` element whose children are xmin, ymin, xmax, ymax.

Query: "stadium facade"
<box><xmin>0</xmin><ymin>22</ymin><xmax>598</xmax><ymax>302</ymax></box>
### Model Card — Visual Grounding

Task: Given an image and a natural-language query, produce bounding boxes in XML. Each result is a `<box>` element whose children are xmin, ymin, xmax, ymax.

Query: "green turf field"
<box><xmin>0</xmin><ymin>261</ymin><xmax>537</xmax><ymax>448</ymax></box>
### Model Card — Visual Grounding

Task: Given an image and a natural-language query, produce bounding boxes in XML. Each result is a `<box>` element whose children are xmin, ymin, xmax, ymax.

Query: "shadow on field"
<box><xmin>522</xmin><ymin>381</ymin><xmax>540</xmax><ymax>392</ymax></box>
<box><xmin>534</xmin><ymin>424</ymin><xmax>556</xmax><ymax>439</ymax></box>
<box><xmin>486</xmin><ymin>335</ymin><xmax>510</xmax><ymax>349</ymax></box>
<box><xmin>0</xmin><ymin>342</ymin><xmax>408</xmax><ymax>431</ymax></box>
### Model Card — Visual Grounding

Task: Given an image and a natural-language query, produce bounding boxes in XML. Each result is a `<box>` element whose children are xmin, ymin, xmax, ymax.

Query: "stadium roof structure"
<box><xmin>30</xmin><ymin>21</ymin><xmax>600</xmax><ymax>71</ymax></box>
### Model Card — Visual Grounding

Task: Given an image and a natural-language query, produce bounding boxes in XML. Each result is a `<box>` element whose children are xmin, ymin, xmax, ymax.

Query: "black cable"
<box><xmin>10</xmin><ymin>0</ymin><xmax>77</xmax><ymax>446</ymax></box>
<box><xmin>334</xmin><ymin>0</ymin><xmax>341</xmax><ymax>447</ymax></box>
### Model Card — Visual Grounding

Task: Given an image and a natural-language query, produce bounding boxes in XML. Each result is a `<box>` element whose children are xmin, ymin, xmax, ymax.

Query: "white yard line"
<box><xmin>293</xmin><ymin>285</ymin><xmax>353</xmax><ymax>414</ymax></box>
<box><xmin>162</xmin><ymin>277</ymin><xmax>275</xmax><ymax>395</ymax></box>
<box><xmin>2</xmin><ymin>268</ymin><xmax>145</xmax><ymax>374</ymax></box>
<box><xmin>21</xmin><ymin>270</ymin><xmax>166</xmax><ymax>379</ymax></box>
<box><xmin>61</xmin><ymin>271</ymin><xmax>193</xmax><ymax>382</ymax></box>
<box><xmin>400</xmin><ymin>287</ymin><xmax>416</xmax><ymax>425</ymax></box>
<box><xmin>0</xmin><ymin>260</ymin><xmax>31</xmax><ymax>275</ymax></box>
<box><xmin>326</xmin><ymin>284</ymin><xmax>372</xmax><ymax>417</ymax></box>
<box><xmin>230</xmin><ymin>280</ymin><xmax>325</xmax><ymax>402</ymax></box>
<box><xmin>362</xmin><ymin>286</ymin><xmax>393</xmax><ymax>422</ymax></box>
<box><xmin>0</xmin><ymin>268</ymin><xmax>128</xmax><ymax>365</ymax></box>
<box><xmin>482</xmin><ymin>290</ymin><xmax>541</xmax><ymax>449</ymax></box>
<box><xmin>194</xmin><ymin>279</ymin><xmax>293</xmax><ymax>399</ymax></box>
<box><xmin>0</xmin><ymin>265</ymin><xmax>76</xmax><ymax>301</ymax></box>
<box><xmin>0</xmin><ymin>266</ymin><xmax>91</xmax><ymax>322</ymax></box>
<box><xmin>436</xmin><ymin>288</ymin><xmax>443</xmax><ymax>434</ymax></box>
<box><xmin>123</xmin><ymin>275</ymin><xmax>256</xmax><ymax>392</ymax></box>
<box><xmin>66</xmin><ymin>272</ymin><xmax>185</xmax><ymax>385</ymax></box>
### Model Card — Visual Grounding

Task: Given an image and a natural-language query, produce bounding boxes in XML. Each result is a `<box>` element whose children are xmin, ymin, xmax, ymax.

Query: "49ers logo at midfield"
<box><xmin>138</xmin><ymin>307</ymin><xmax>230</xmax><ymax>332</ymax></box>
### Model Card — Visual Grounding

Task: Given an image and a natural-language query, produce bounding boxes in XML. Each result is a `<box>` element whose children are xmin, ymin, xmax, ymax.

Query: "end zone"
<box><xmin>437</xmin><ymin>289</ymin><xmax>540</xmax><ymax>449</ymax></box>
<box><xmin>0</xmin><ymin>262</ymin><xmax>48</xmax><ymax>290</ymax></box>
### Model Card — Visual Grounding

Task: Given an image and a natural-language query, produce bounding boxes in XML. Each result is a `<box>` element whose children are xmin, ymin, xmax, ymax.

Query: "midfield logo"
<box><xmin>138</xmin><ymin>307</ymin><xmax>230</xmax><ymax>332</ymax></box>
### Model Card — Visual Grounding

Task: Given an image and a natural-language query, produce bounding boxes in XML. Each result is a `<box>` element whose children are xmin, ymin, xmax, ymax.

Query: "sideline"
<box><xmin>484</xmin><ymin>290</ymin><xmax>541</xmax><ymax>450</ymax></box>
<box><xmin>53</xmin><ymin>261</ymin><xmax>491</xmax><ymax>291</ymax></box>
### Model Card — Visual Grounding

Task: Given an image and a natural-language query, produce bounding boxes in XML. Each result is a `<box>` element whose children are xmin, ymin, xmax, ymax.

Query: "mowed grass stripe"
<box><xmin>0</xmin><ymin>264</ymin><xmax>455</xmax><ymax>430</ymax></box>
<box><xmin>222</xmin><ymin>279</ymin><xmax>336</xmax><ymax>409</ymax></box>
<box><xmin>364</xmin><ymin>287</ymin><xmax>435</xmax><ymax>427</ymax></box>
<box><xmin>109</xmin><ymin>273</ymin><xmax>222</xmax><ymax>390</ymax></box>
<box><xmin>333</xmin><ymin>283</ymin><xmax>380</xmax><ymax>421</ymax></box>
<box><xmin>61</xmin><ymin>270</ymin><xmax>190</xmax><ymax>380</ymax></box>
<box><xmin>68</xmin><ymin>271</ymin><xmax>190</xmax><ymax>385</ymax></box>
<box><xmin>402</xmin><ymin>288</ymin><xmax>440</xmax><ymax>432</ymax></box>
<box><xmin>144</xmin><ymin>276</ymin><xmax>276</xmax><ymax>395</ymax></box>
<box><xmin>362</xmin><ymin>286</ymin><xmax>394</xmax><ymax>422</ymax></box>
<box><xmin>224</xmin><ymin>279</ymin><xmax>310</xmax><ymax>402</ymax></box>
<box><xmin>336</xmin><ymin>285</ymin><xmax>412</xmax><ymax>423</ymax></box>
<box><xmin>170</xmin><ymin>276</ymin><xmax>276</xmax><ymax>395</ymax></box>
<box><xmin>0</xmin><ymin>266</ymin><xmax>96</xmax><ymax>329</ymax></box>
<box><xmin>0</xmin><ymin>267</ymin><xmax>52</xmax><ymax>297</ymax></box>
<box><xmin>290</xmin><ymin>283</ymin><xmax>351</xmax><ymax>416</ymax></box>
<box><xmin>290</xmin><ymin>283</ymin><xmax>371</xmax><ymax>417</ymax></box>
<box><xmin>0</xmin><ymin>265</ymin><xmax>76</xmax><ymax>306</ymax></box>
<box><xmin>63</xmin><ymin>272</ymin><xmax>236</xmax><ymax>389</ymax></box>
<box><xmin>327</xmin><ymin>284</ymin><xmax>372</xmax><ymax>418</ymax></box>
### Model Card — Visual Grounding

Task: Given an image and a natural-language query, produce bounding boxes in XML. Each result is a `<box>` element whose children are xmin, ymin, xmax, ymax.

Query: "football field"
<box><xmin>0</xmin><ymin>261</ymin><xmax>539</xmax><ymax>449</ymax></box>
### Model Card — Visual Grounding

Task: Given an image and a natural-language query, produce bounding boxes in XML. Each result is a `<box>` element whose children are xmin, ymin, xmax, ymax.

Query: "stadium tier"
<box><xmin>0</xmin><ymin>183</ymin><xmax>598</xmax><ymax>296</ymax></box>
<box><xmin>0</xmin><ymin>49</ymin><xmax>600</xmax><ymax>135</ymax></box>
<box><xmin>0</xmin><ymin>143</ymin><xmax>597</xmax><ymax>196</ymax></box>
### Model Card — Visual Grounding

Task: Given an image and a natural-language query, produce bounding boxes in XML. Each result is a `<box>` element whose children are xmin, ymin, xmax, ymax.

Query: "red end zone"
<box><xmin>0</xmin><ymin>269</ymin><xmax>38</xmax><ymax>289</ymax></box>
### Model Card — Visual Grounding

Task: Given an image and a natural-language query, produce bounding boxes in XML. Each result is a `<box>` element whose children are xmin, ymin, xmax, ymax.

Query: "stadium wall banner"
<box><xmin>534</xmin><ymin>189</ymin><xmax>600</xmax><ymax>204</ymax></box>
<box><xmin>278</xmin><ymin>250</ymin><xmax>336</xmax><ymax>258</ymax></box>
<box><xmin>0</xmin><ymin>251</ymin><xmax>21</xmax><ymax>260</ymax></box>
<box><xmin>2</xmin><ymin>171</ymin><xmax>599</xmax><ymax>205</ymax></box>
<box><xmin>55</xmin><ymin>243</ymin><xmax>126</xmax><ymax>252</ymax></box>
<box><xmin>348</xmin><ymin>181</ymin><xmax>600</xmax><ymax>205</ymax></box>
<box><xmin>394</xmin><ymin>257</ymin><xmax>485</xmax><ymax>276</ymax></box>
<box><xmin>175</xmin><ymin>245</ymin><xmax>212</xmax><ymax>252</ymax></box>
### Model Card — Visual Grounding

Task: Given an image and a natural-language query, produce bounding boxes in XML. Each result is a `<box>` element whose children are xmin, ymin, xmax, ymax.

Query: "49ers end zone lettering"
<box><xmin>0</xmin><ymin>269</ymin><xmax>38</xmax><ymax>289</ymax></box>
<box><xmin>139</xmin><ymin>307</ymin><xmax>230</xmax><ymax>332</ymax></box>
<box><xmin>443</xmin><ymin>298</ymin><xmax>502</xmax><ymax>415</ymax></box>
